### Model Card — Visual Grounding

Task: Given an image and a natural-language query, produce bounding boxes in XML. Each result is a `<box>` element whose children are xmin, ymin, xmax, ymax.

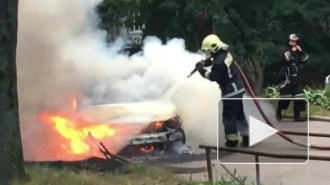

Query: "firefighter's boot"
<box><xmin>225</xmin><ymin>140</ymin><xmax>238</xmax><ymax>148</ymax></box>
<box><xmin>294</xmin><ymin>111</ymin><xmax>307</xmax><ymax>122</ymax></box>
<box><xmin>294</xmin><ymin>101</ymin><xmax>307</xmax><ymax>122</ymax></box>
<box><xmin>242</xmin><ymin>136</ymin><xmax>249</xmax><ymax>147</ymax></box>
<box><xmin>276</xmin><ymin>107</ymin><xmax>282</xmax><ymax>121</ymax></box>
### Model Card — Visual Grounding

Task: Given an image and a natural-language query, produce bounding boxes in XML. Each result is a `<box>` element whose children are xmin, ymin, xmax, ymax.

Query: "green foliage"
<box><xmin>12</xmin><ymin>165</ymin><xmax>252</xmax><ymax>185</ymax></box>
<box><xmin>12</xmin><ymin>165</ymin><xmax>179</xmax><ymax>185</ymax></box>
<box><xmin>97</xmin><ymin>0</ymin><xmax>206</xmax><ymax>50</ymax></box>
<box><xmin>264</xmin><ymin>86</ymin><xmax>330</xmax><ymax>110</ymax></box>
<box><xmin>264</xmin><ymin>86</ymin><xmax>281</xmax><ymax>98</ymax></box>
<box><xmin>303</xmin><ymin>86</ymin><xmax>330</xmax><ymax>110</ymax></box>
<box><xmin>97</xmin><ymin>0</ymin><xmax>141</xmax><ymax>31</ymax></box>
<box><xmin>205</xmin><ymin>0</ymin><xmax>281</xmax><ymax>63</ymax></box>
<box><xmin>96</xmin><ymin>0</ymin><xmax>330</xmax><ymax>87</ymax></box>
<box><xmin>140</xmin><ymin>0</ymin><xmax>205</xmax><ymax>50</ymax></box>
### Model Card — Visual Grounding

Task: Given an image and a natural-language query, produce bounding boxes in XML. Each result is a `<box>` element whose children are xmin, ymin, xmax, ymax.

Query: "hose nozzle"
<box><xmin>187</xmin><ymin>60</ymin><xmax>206</xmax><ymax>78</ymax></box>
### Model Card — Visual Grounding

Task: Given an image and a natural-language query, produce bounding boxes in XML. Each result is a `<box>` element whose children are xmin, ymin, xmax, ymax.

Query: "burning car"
<box><xmin>78</xmin><ymin>100</ymin><xmax>188</xmax><ymax>158</ymax></box>
<box><xmin>37</xmin><ymin>99</ymin><xmax>189</xmax><ymax>161</ymax></box>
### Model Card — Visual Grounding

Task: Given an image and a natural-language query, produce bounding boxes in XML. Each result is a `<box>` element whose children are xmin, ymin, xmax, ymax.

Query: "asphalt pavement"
<box><xmin>148</xmin><ymin>120</ymin><xmax>330</xmax><ymax>185</ymax></box>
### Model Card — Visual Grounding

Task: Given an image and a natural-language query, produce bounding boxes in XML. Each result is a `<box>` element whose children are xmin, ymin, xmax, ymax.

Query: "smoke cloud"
<box><xmin>17</xmin><ymin>0</ymin><xmax>277</xmax><ymax>160</ymax></box>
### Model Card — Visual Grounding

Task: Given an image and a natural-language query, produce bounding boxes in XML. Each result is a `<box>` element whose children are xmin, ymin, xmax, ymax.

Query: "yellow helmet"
<box><xmin>201</xmin><ymin>34</ymin><xmax>228</xmax><ymax>53</ymax></box>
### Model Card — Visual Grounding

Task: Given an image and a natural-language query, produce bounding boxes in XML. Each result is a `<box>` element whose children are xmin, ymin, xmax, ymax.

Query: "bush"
<box><xmin>304</xmin><ymin>86</ymin><xmax>330</xmax><ymax>110</ymax></box>
<box><xmin>264</xmin><ymin>86</ymin><xmax>280</xmax><ymax>98</ymax></box>
<box><xmin>264</xmin><ymin>86</ymin><xmax>330</xmax><ymax>110</ymax></box>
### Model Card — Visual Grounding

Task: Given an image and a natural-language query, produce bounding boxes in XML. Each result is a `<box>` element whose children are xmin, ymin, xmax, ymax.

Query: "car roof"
<box><xmin>79</xmin><ymin>100</ymin><xmax>179</xmax><ymax>123</ymax></box>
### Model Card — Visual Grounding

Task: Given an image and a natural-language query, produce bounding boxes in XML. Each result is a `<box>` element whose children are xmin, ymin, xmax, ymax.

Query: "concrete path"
<box><xmin>152</xmin><ymin>120</ymin><xmax>330</xmax><ymax>185</ymax></box>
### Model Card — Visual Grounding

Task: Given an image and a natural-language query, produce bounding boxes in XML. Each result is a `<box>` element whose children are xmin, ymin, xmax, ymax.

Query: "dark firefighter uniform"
<box><xmin>196</xmin><ymin>34</ymin><xmax>249</xmax><ymax>148</ymax></box>
<box><xmin>276</xmin><ymin>34</ymin><xmax>310</xmax><ymax>122</ymax></box>
<box><xmin>123</xmin><ymin>35</ymin><xmax>143</xmax><ymax>56</ymax></box>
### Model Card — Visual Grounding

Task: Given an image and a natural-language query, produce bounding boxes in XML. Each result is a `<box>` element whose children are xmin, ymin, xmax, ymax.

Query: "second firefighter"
<box><xmin>276</xmin><ymin>33</ymin><xmax>309</xmax><ymax>122</ymax></box>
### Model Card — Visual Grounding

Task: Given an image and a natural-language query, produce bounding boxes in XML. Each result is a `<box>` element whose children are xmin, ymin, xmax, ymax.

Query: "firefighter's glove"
<box><xmin>292</xmin><ymin>45</ymin><xmax>309</xmax><ymax>62</ymax></box>
<box><xmin>292</xmin><ymin>45</ymin><xmax>302</xmax><ymax>52</ymax></box>
<box><xmin>195</xmin><ymin>61</ymin><xmax>204</xmax><ymax>70</ymax></box>
<box><xmin>196</xmin><ymin>61</ymin><xmax>207</xmax><ymax>77</ymax></box>
<box><xmin>295</xmin><ymin>45</ymin><xmax>302</xmax><ymax>52</ymax></box>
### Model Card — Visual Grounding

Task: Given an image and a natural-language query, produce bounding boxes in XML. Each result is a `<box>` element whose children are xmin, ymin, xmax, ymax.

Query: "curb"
<box><xmin>283</xmin><ymin>115</ymin><xmax>330</xmax><ymax>122</ymax></box>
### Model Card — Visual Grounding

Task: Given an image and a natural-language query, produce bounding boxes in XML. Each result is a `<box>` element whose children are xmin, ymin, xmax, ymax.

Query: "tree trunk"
<box><xmin>252</xmin><ymin>58</ymin><xmax>265</xmax><ymax>95</ymax></box>
<box><xmin>245</xmin><ymin>57</ymin><xmax>265</xmax><ymax>96</ymax></box>
<box><xmin>0</xmin><ymin>0</ymin><xmax>26</xmax><ymax>184</ymax></box>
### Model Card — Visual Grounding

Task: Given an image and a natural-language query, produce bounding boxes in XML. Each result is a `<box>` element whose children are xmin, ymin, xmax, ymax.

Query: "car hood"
<box><xmin>78</xmin><ymin>100</ymin><xmax>179</xmax><ymax>123</ymax></box>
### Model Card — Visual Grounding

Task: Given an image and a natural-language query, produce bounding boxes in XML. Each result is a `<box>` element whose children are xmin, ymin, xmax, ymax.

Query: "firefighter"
<box><xmin>276</xmin><ymin>33</ymin><xmax>310</xmax><ymax>122</ymax></box>
<box><xmin>124</xmin><ymin>35</ymin><xmax>143</xmax><ymax>56</ymax></box>
<box><xmin>196</xmin><ymin>34</ymin><xmax>249</xmax><ymax>147</ymax></box>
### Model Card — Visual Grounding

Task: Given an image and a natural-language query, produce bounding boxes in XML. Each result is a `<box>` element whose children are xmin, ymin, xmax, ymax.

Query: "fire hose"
<box><xmin>188</xmin><ymin>59</ymin><xmax>330</xmax><ymax>150</ymax></box>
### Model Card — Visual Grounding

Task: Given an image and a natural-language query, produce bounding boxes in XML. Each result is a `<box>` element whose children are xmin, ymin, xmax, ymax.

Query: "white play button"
<box><xmin>249</xmin><ymin>116</ymin><xmax>278</xmax><ymax>147</ymax></box>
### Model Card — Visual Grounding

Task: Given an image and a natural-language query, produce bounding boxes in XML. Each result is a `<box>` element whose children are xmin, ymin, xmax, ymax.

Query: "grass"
<box><xmin>11</xmin><ymin>164</ymin><xmax>247</xmax><ymax>185</ymax></box>
<box><xmin>269</xmin><ymin>100</ymin><xmax>330</xmax><ymax>117</ymax></box>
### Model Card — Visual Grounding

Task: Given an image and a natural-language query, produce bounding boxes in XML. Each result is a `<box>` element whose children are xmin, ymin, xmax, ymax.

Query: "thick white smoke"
<box><xmin>17</xmin><ymin>0</ymin><xmax>276</xmax><ymax>160</ymax></box>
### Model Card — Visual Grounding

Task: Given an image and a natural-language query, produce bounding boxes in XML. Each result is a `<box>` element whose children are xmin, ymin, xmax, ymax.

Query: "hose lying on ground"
<box><xmin>233</xmin><ymin>61</ymin><xmax>330</xmax><ymax>150</ymax></box>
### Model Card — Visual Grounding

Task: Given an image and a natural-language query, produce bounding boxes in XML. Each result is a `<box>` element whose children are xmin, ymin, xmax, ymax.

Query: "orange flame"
<box><xmin>36</xmin><ymin>97</ymin><xmax>148</xmax><ymax>160</ymax></box>
<box><xmin>139</xmin><ymin>144</ymin><xmax>154</xmax><ymax>153</ymax></box>
<box><xmin>154</xmin><ymin>121</ymin><xmax>163</xmax><ymax>130</ymax></box>
<box><xmin>39</xmin><ymin>114</ymin><xmax>119</xmax><ymax>155</ymax></box>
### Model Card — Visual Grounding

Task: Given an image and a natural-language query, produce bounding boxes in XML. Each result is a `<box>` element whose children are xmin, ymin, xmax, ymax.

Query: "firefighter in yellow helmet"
<box><xmin>276</xmin><ymin>33</ymin><xmax>310</xmax><ymax>122</ymax></box>
<box><xmin>196</xmin><ymin>34</ymin><xmax>249</xmax><ymax>147</ymax></box>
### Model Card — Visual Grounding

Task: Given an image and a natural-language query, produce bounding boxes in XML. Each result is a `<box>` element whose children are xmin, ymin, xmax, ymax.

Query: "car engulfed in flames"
<box><xmin>118</xmin><ymin>114</ymin><xmax>186</xmax><ymax>158</ymax></box>
<box><xmin>79</xmin><ymin>101</ymin><xmax>188</xmax><ymax>158</ymax></box>
<box><xmin>37</xmin><ymin>99</ymin><xmax>188</xmax><ymax>161</ymax></box>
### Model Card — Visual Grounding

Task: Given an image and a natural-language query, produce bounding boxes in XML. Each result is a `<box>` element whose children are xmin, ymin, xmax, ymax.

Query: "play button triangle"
<box><xmin>249</xmin><ymin>116</ymin><xmax>278</xmax><ymax>147</ymax></box>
